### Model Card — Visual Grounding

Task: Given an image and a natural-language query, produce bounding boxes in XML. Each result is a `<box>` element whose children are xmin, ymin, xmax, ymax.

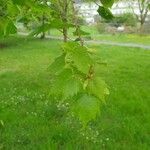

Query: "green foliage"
<box><xmin>100</xmin><ymin>0</ymin><xmax>114</xmax><ymax>8</ymax></box>
<box><xmin>0</xmin><ymin>18</ymin><xmax>17</xmax><ymax>36</ymax></box>
<box><xmin>62</xmin><ymin>42</ymin><xmax>93</xmax><ymax>74</ymax></box>
<box><xmin>73</xmin><ymin>94</ymin><xmax>100</xmax><ymax>125</ymax></box>
<box><xmin>87</xmin><ymin>77</ymin><xmax>109</xmax><ymax>103</ymax></box>
<box><xmin>12</xmin><ymin>0</ymin><xmax>26</xmax><ymax>5</ymax></box>
<box><xmin>96</xmin><ymin>22</ymin><xmax>106</xmax><ymax>33</ymax></box>
<box><xmin>0</xmin><ymin>0</ymin><xmax>17</xmax><ymax>37</ymax></box>
<box><xmin>49</xmin><ymin>42</ymin><xmax>109</xmax><ymax>125</ymax></box>
<box><xmin>0</xmin><ymin>0</ymin><xmax>115</xmax><ymax>126</ymax></box>
<box><xmin>97</xmin><ymin>6</ymin><xmax>114</xmax><ymax>20</ymax></box>
<box><xmin>0</xmin><ymin>37</ymin><xmax>150</xmax><ymax>149</ymax></box>
<box><xmin>49</xmin><ymin>54</ymin><xmax>66</xmax><ymax>75</ymax></box>
<box><xmin>107</xmin><ymin>13</ymin><xmax>137</xmax><ymax>27</ymax></box>
<box><xmin>73</xmin><ymin>28</ymin><xmax>90</xmax><ymax>36</ymax></box>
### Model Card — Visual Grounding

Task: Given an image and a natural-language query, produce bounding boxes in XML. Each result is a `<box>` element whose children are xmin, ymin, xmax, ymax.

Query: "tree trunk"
<box><xmin>63</xmin><ymin>28</ymin><xmax>68</xmax><ymax>42</ymax></box>
<box><xmin>139</xmin><ymin>19</ymin><xmax>144</xmax><ymax>33</ymax></box>
<box><xmin>41</xmin><ymin>13</ymin><xmax>45</xmax><ymax>39</ymax></box>
<box><xmin>62</xmin><ymin>0</ymin><xmax>68</xmax><ymax>42</ymax></box>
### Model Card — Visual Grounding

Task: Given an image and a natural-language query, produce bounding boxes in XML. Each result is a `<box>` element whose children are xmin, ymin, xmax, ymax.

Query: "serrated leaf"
<box><xmin>73</xmin><ymin>94</ymin><xmax>100</xmax><ymax>125</ymax></box>
<box><xmin>49</xmin><ymin>54</ymin><xmax>66</xmax><ymax>75</ymax></box>
<box><xmin>63</xmin><ymin>77</ymin><xmax>82</xmax><ymax>98</ymax></box>
<box><xmin>50</xmin><ymin>69</ymin><xmax>81</xmax><ymax>98</ymax></box>
<box><xmin>62</xmin><ymin>42</ymin><xmax>93</xmax><ymax>74</ymax></box>
<box><xmin>100</xmin><ymin>0</ymin><xmax>114</xmax><ymax>8</ymax></box>
<box><xmin>97</xmin><ymin>6</ymin><xmax>114</xmax><ymax>20</ymax></box>
<box><xmin>87</xmin><ymin>77</ymin><xmax>109</xmax><ymax>103</ymax></box>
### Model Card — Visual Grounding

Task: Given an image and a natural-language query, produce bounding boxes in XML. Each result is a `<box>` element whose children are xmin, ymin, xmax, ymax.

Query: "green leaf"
<box><xmin>62</xmin><ymin>42</ymin><xmax>93</xmax><ymax>74</ymax></box>
<box><xmin>63</xmin><ymin>77</ymin><xmax>82</xmax><ymax>98</ymax></box>
<box><xmin>100</xmin><ymin>0</ymin><xmax>114</xmax><ymax>8</ymax></box>
<box><xmin>5</xmin><ymin>20</ymin><xmax>17</xmax><ymax>36</ymax></box>
<box><xmin>73</xmin><ymin>94</ymin><xmax>100</xmax><ymax>125</ymax></box>
<box><xmin>97</xmin><ymin>6</ymin><xmax>114</xmax><ymax>20</ymax></box>
<box><xmin>50</xmin><ymin>69</ymin><xmax>81</xmax><ymax>98</ymax></box>
<box><xmin>29</xmin><ymin>20</ymin><xmax>74</xmax><ymax>37</ymax></box>
<box><xmin>29</xmin><ymin>24</ymin><xmax>51</xmax><ymax>37</ymax></box>
<box><xmin>49</xmin><ymin>54</ymin><xmax>66</xmax><ymax>75</ymax></box>
<box><xmin>50</xmin><ymin>19</ymin><xmax>74</xmax><ymax>29</ymax></box>
<box><xmin>17</xmin><ymin>17</ymin><xmax>29</xmax><ymax>23</ymax></box>
<box><xmin>0</xmin><ymin>18</ymin><xmax>17</xmax><ymax>37</ymax></box>
<box><xmin>50</xmin><ymin>69</ymin><xmax>73</xmax><ymax>96</ymax></box>
<box><xmin>87</xmin><ymin>77</ymin><xmax>109</xmax><ymax>103</ymax></box>
<box><xmin>73</xmin><ymin>28</ymin><xmax>90</xmax><ymax>36</ymax></box>
<box><xmin>12</xmin><ymin>0</ymin><xmax>26</xmax><ymax>5</ymax></box>
<box><xmin>12</xmin><ymin>0</ymin><xmax>32</xmax><ymax>6</ymax></box>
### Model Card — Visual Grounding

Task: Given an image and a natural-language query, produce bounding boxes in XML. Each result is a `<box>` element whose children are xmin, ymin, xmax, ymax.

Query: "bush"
<box><xmin>107</xmin><ymin>13</ymin><xmax>137</xmax><ymax>27</ymax></box>
<box><xmin>96</xmin><ymin>23</ymin><xmax>106</xmax><ymax>34</ymax></box>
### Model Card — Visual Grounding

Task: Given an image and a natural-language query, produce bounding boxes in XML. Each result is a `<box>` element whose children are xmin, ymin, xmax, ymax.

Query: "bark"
<box><xmin>41</xmin><ymin>13</ymin><xmax>46</xmax><ymax>39</ymax></box>
<box><xmin>63</xmin><ymin>27</ymin><xmax>68</xmax><ymax>42</ymax></box>
<box><xmin>62</xmin><ymin>0</ymin><xmax>68</xmax><ymax>42</ymax></box>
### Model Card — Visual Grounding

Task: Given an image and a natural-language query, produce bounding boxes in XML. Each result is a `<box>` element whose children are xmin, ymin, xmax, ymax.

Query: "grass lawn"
<box><xmin>94</xmin><ymin>34</ymin><xmax>150</xmax><ymax>45</ymax></box>
<box><xmin>0</xmin><ymin>36</ymin><xmax>150</xmax><ymax>149</ymax></box>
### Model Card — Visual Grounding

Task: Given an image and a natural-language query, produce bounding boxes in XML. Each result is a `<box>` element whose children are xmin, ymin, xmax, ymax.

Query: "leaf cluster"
<box><xmin>49</xmin><ymin>42</ymin><xmax>109</xmax><ymax>125</ymax></box>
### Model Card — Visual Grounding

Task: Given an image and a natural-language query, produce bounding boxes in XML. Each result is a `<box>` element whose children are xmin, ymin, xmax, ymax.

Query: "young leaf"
<box><xmin>73</xmin><ymin>28</ymin><xmax>90</xmax><ymax>36</ymax></box>
<box><xmin>63</xmin><ymin>77</ymin><xmax>82</xmax><ymax>99</ymax></box>
<box><xmin>87</xmin><ymin>77</ymin><xmax>109</xmax><ymax>103</ymax></box>
<box><xmin>97</xmin><ymin>6</ymin><xmax>114</xmax><ymax>20</ymax></box>
<box><xmin>50</xmin><ymin>69</ymin><xmax>81</xmax><ymax>98</ymax></box>
<box><xmin>62</xmin><ymin>42</ymin><xmax>93</xmax><ymax>74</ymax></box>
<box><xmin>73</xmin><ymin>94</ymin><xmax>100</xmax><ymax>125</ymax></box>
<box><xmin>50</xmin><ymin>69</ymin><xmax>73</xmax><ymax>96</ymax></box>
<box><xmin>49</xmin><ymin>54</ymin><xmax>66</xmax><ymax>75</ymax></box>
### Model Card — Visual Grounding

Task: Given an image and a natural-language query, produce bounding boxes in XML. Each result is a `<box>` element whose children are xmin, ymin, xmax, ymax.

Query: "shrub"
<box><xmin>96</xmin><ymin>23</ymin><xmax>106</xmax><ymax>34</ymax></box>
<box><xmin>107</xmin><ymin>13</ymin><xmax>137</xmax><ymax>27</ymax></box>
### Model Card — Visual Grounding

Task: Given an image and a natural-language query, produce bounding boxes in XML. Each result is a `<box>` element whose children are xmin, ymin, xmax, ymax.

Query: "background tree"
<box><xmin>129</xmin><ymin>0</ymin><xmax>150</xmax><ymax>29</ymax></box>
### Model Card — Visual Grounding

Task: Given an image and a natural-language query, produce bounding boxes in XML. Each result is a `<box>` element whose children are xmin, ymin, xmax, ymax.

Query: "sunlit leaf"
<box><xmin>73</xmin><ymin>94</ymin><xmax>100</xmax><ymax>125</ymax></box>
<box><xmin>62</xmin><ymin>42</ymin><xmax>93</xmax><ymax>74</ymax></box>
<box><xmin>87</xmin><ymin>77</ymin><xmax>109</xmax><ymax>103</ymax></box>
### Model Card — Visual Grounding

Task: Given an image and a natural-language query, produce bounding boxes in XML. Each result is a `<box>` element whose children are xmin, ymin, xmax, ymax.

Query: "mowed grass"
<box><xmin>93</xmin><ymin>34</ymin><xmax>150</xmax><ymax>45</ymax></box>
<box><xmin>0</xmin><ymin>36</ymin><xmax>150</xmax><ymax>150</ymax></box>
